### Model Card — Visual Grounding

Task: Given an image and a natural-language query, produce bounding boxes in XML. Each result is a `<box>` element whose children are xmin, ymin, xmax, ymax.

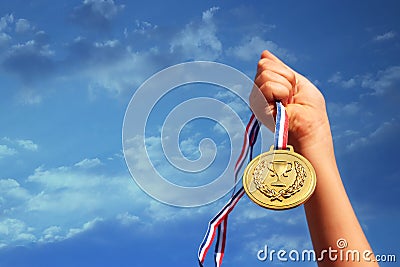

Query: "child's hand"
<box><xmin>250</xmin><ymin>50</ymin><xmax>332</xmax><ymax>155</ymax></box>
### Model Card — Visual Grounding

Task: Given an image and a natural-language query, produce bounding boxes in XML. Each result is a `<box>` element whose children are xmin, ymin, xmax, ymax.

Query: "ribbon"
<box><xmin>274</xmin><ymin>101</ymin><xmax>289</xmax><ymax>150</ymax></box>
<box><xmin>198</xmin><ymin>102</ymin><xmax>288</xmax><ymax>266</ymax></box>
<box><xmin>198</xmin><ymin>114</ymin><xmax>259</xmax><ymax>267</ymax></box>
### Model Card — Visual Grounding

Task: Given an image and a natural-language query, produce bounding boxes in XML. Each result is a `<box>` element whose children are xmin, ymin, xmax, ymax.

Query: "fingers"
<box><xmin>249</xmin><ymin>85</ymin><xmax>275</xmax><ymax>132</ymax></box>
<box><xmin>255</xmin><ymin>50</ymin><xmax>297</xmax><ymax>105</ymax></box>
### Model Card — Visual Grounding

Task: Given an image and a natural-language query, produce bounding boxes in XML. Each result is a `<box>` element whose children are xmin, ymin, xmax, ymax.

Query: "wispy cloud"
<box><xmin>373</xmin><ymin>31</ymin><xmax>396</xmax><ymax>42</ymax></box>
<box><xmin>0</xmin><ymin>155</ymin><xmax>142</xmax><ymax>248</ymax></box>
<box><xmin>0</xmin><ymin>218</ymin><xmax>36</xmax><ymax>244</ymax></box>
<box><xmin>170</xmin><ymin>7</ymin><xmax>222</xmax><ymax>60</ymax></box>
<box><xmin>0</xmin><ymin>14</ymin><xmax>14</xmax><ymax>32</ymax></box>
<box><xmin>328</xmin><ymin>71</ymin><xmax>357</xmax><ymax>88</ymax></box>
<box><xmin>346</xmin><ymin>119</ymin><xmax>400</xmax><ymax>152</ymax></box>
<box><xmin>70</xmin><ymin>0</ymin><xmax>125</xmax><ymax>30</ymax></box>
<box><xmin>132</xmin><ymin>20</ymin><xmax>158</xmax><ymax>36</ymax></box>
<box><xmin>2</xmin><ymin>37</ymin><xmax>55</xmax><ymax>82</ymax></box>
<box><xmin>228</xmin><ymin>36</ymin><xmax>297</xmax><ymax>63</ymax></box>
<box><xmin>361</xmin><ymin>65</ymin><xmax>400</xmax><ymax>97</ymax></box>
<box><xmin>0</xmin><ymin>178</ymin><xmax>31</xmax><ymax>204</ymax></box>
<box><xmin>327</xmin><ymin>66</ymin><xmax>400</xmax><ymax>100</ymax></box>
<box><xmin>0</xmin><ymin>137</ymin><xmax>39</xmax><ymax>160</ymax></box>
<box><xmin>327</xmin><ymin>101</ymin><xmax>360</xmax><ymax>119</ymax></box>
<box><xmin>0</xmin><ymin>13</ymin><xmax>55</xmax><ymax>92</ymax></box>
<box><xmin>74</xmin><ymin>158</ymin><xmax>102</xmax><ymax>168</ymax></box>
<box><xmin>0</xmin><ymin>144</ymin><xmax>17</xmax><ymax>158</ymax></box>
<box><xmin>16</xmin><ymin>139</ymin><xmax>38</xmax><ymax>151</ymax></box>
<box><xmin>16</xmin><ymin>89</ymin><xmax>43</xmax><ymax>105</ymax></box>
<box><xmin>15</xmin><ymin>19</ymin><xmax>34</xmax><ymax>33</ymax></box>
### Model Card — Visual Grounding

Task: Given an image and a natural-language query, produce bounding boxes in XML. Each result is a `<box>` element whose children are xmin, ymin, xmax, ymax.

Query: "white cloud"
<box><xmin>94</xmin><ymin>39</ymin><xmax>119</xmax><ymax>48</ymax></box>
<box><xmin>65</xmin><ymin>217</ymin><xmax>103</xmax><ymax>238</ymax></box>
<box><xmin>0</xmin><ymin>179</ymin><xmax>31</xmax><ymax>205</ymax></box>
<box><xmin>15</xmin><ymin>19</ymin><xmax>33</xmax><ymax>33</ymax></box>
<box><xmin>85</xmin><ymin>47</ymin><xmax>160</xmax><ymax>98</ymax></box>
<box><xmin>16</xmin><ymin>90</ymin><xmax>42</xmax><ymax>105</ymax></box>
<box><xmin>0</xmin><ymin>144</ymin><xmax>17</xmax><ymax>158</ymax></box>
<box><xmin>179</xmin><ymin>135</ymin><xmax>203</xmax><ymax>160</ymax></box>
<box><xmin>0</xmin><ymin>218</ymin><xmax>36</xmax><ymax>243</ymax></box>
<box><xmin>346</xmin><ymin>119</ymin><xmax>399</xmax><ymax>151</ymax></box>
<box><xmin>2</xmin><ymin>38</ymin><xmax>55</xmax><ymax>82</ymax></box>
<box><xmin>72</xmin><ymin>0</ymin><xmax>125</xmax><ymax>26</ymax></box>
<box><xmin>0</xmin><ymin>158</ymin><xmax>149</xmax><ymax>248</ymax></box>
<box><xmin>84</xmin><ymin>0</ymin><xmax>124</xmax><ymax>20</ymax></box>
<box><xmin>116</xmin><ymin>212</ymin><xmax>140</xmax><ymax>225</ymax></box>
<box><xmin>213</xmin><ymin>87</ymin><xmax>249</xmax><ymax>116</ymax></box>
<box><xmin>0</xmin><ymin>137</ymin><xmax>39</xmax><ymax>155</ymax></box>
<box><xmin>133</xmin><ymin>20</ymin><xmax>158</xmax><ymax>35</ymax></box>
<box><xmin>39</xmin><ymin>225</ymin><xmax>63</xmax><ymax>243</ymax></box>
<box><xmin>0</xmin><ymin>32</ymin><xmax>11</xmax><ymax>44</ymax></box>
<box><xmin>0</xmin><ymin>14</ymin><xmax>14</xmax><ymax>31</ymax></box>
<box><xmin>0</xmin><ymin>217</ymin><xmax>104</xmax><ymax>246</ymax></box>
<box><xmin>328</xmin><ymin>72</ymin><xmax>357</xmax><ymax>88</ymax></box>
<box><xmin>17</xmin><ymin>139</ymin><xmax>38</xmax><ymax>151</ymax></box>
<box><xmin>327</xmin><ymin>66</ymin><xmax>400</xmax><ymax>99</ymax></box>
<box><xmin>170</xmin><ymin>7</ymin><xmax>222</xmax><ymax>60</ymax></box>
<box><xmin>9</xmin><ymin>39</ymin><xmax>54</xmax><ymax>57</ymax></box>
<box><xmin>374</xmin><ymin>31</ymin><xmax>396</xmax><ymax>42</ymax></box>
<box><xmin>361</xmin><ymin>66</ymin><xmax>400</xmax><ymax>96</ymax></box>
<box><xmin>0</xmin><ymin>151</ymin><xmax>220</xmax><ymax>248</ymax></box>
<box><xmin>74</xmin><ymin>158</ymin><xmax>102</xmax><ymax>168</ymax></box>
<box><xmin>124</xmin><ymin>128</ymin><xmax>245</xmax><ymax>206</ymax></box>
<box><xmin>25</xmin><ymin>165</ymin><xmax>137</xmax><ymax>214</ymax></box>
<box><xmin>228</xmin><ymin>36</ymin><xmax>297</xmax><ymax>63</ymax></box>
<box><xmin>327</xmin><ymin>101</ymin><xmax>360</xmax><ymax>118</ymax></box>
<box><xmin>202</xmin><ymin>6</ymin><xmax>219</xmax><ymax>22</ymax></box>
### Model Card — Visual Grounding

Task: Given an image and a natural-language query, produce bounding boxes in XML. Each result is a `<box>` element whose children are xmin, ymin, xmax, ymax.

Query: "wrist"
<box><xmin>290</xmin><ymin>121</ymin><xmax>337</xmax><ymax>169</ymax></box>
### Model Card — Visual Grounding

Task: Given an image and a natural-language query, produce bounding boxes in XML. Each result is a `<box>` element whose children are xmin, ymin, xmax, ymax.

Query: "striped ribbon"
<box><xmin>274</xmin><ymin>102</ymin><xmax>289</xmax><ymax>150</ymax></box>
<box><xmin>198</xmin><ymin>114</ymin><xmax>259</xmax><ymax>267</ymax></box>
<box><xmin>198</xmin><ymin>102</ymin><xmax>288</xmax><ymax>267</ymax></box>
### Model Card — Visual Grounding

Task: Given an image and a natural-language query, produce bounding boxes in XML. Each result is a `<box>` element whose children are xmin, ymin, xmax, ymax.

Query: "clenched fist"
<box><xmin>250</xmin><ymin>50</ymin><xmax>332</xmax><ymax>156</ymax></box>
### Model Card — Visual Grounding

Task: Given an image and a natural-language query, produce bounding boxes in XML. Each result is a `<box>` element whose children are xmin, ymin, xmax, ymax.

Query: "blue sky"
<box><xmin>0</xmin><ymin>0</ymin><xmax>399</xmax><ymax>266</ymax></box>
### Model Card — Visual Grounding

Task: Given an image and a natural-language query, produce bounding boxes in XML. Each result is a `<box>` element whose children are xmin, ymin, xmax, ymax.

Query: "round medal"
<box><xmin>243</xmin><ymin>145</ymin><xmax>316</xmax><ymax>210</ymax></box>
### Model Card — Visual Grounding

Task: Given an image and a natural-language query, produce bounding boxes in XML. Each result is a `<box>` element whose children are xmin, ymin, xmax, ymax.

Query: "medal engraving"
<box><xmin>243</xmin><ymin>145</ymin><xmax>316</xmax><ymax>210</ymax></box>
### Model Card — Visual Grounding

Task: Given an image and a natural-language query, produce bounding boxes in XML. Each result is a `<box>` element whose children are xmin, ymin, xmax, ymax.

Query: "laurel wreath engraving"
<box><xmin>253</xmin><ymin>160</ymin><xmax>306</xmax><ymax>202</ymax></box>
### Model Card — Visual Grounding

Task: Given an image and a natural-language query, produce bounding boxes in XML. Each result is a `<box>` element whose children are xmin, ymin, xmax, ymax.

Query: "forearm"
<box><xmin>301</xmin><ymin>128</ymin><xmax>378</xmax><ymax>266</ymax></box>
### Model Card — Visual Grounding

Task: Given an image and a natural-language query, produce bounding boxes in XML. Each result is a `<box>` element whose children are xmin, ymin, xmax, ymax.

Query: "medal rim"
<box><xmin>242</xmin><ymin>145</ymin><xmax>316</xmax><ymax>210</ymax></box>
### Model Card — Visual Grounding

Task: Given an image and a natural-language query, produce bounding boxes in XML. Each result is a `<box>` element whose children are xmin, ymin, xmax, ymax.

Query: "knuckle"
<box><xmin>260</xmin><ymin>69</ymin><xmax>271</xmax><ymax>81</ymax></box>
<box><xmin>263</xmin><ymin>80</ymin><xmax>274</xmax><ymax>90</ymax></box>
<box><xmin>257</xmin><ymin>59</ymin><xmax>264</xmax><ymax>70</ymax></box>
<box><xmin>257</xmin><ymin>59</ymin><xmax>272</xmax><ymax>73</ymax></box>
<box><xmin>257</xmin><ymin>58</ymin><xmax>267</xmax><ymax>70</ymax></box>
<box><xmin>261</xmin><ymin>50</ymin><xmax>271</xmax><ymax>59</ymax></box>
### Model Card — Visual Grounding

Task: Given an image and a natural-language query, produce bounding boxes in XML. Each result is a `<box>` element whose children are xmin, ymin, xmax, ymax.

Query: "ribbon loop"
<box><xmin>198</xmin><ymin>115</ymin><xmax>259</xmax><ymax>267</ymax></box>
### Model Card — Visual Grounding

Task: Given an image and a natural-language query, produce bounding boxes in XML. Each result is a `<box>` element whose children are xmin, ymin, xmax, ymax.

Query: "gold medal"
<box><xmin>243</xmin><ymin>145</ymin><xmax>316</xmax><ymax>210</ymax></box>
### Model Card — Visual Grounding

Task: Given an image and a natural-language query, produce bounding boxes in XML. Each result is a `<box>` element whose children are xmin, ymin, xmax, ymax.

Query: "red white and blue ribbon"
<box><xmin>274</xmin><ymin>101</ymin><xmax>289</xmax><ymax>150</ymax></box>
<box><xmin>198</xmin><ymin>102</ymin><xmax>288</xmax><ymax>267</ymax></box>
<box><xmin>198</xmin><ymin>114</ymin><xmax>260</xmax><ymax>267</ymax></box>
<box><xmin>233</xmin><ymin>114</ymin><xmax>259</xmax><ymax>183</ymax></box>
<box><xmin>213</xmin><ymin>217</ymin><xmax>227</xmax><ymax>267</ymax></box>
